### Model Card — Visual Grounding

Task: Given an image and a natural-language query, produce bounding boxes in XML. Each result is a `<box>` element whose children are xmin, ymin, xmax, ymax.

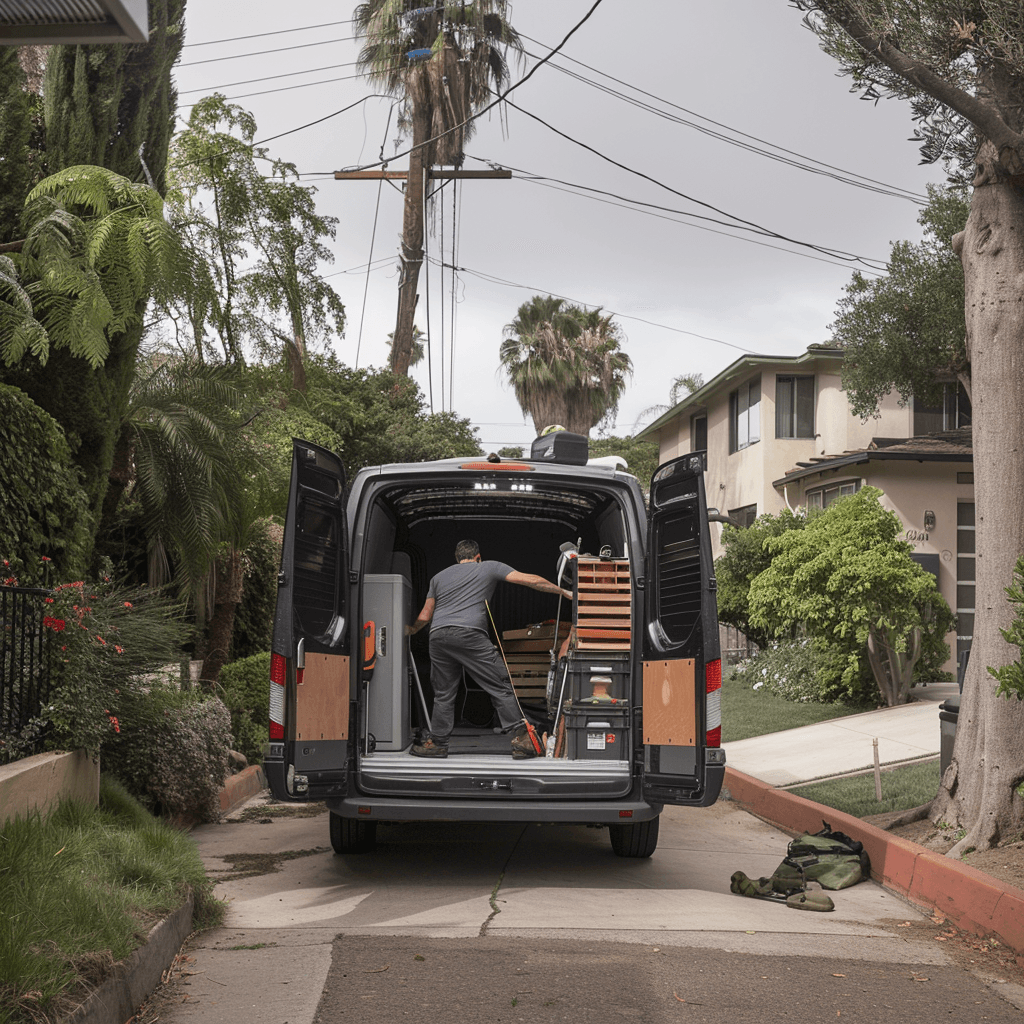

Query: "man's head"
<box><xmin>455</xmin><ymin>539</ymin><xmax>480</xmax><ymax>563</ymax></box>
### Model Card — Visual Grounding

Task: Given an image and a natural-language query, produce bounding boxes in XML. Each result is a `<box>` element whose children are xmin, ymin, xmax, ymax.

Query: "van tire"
<box><xmin>608</xmin><ymin>815</ymin><xmax>660</xmax><ymax>858</ymax></box>
<box><xmin>330</xmin><ymin>812</ymin><xmax>377</xmax><ymax>854</ymax></box>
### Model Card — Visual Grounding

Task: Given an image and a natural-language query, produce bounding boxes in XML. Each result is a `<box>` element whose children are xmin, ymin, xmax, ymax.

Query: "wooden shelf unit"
<box><xmin>574</xmin><ymin>557</ymin><xmax>631</xmax><ymax>650</ymax></box>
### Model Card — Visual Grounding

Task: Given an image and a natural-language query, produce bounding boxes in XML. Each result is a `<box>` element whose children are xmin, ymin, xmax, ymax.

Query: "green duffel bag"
<box><xmin>770</xmin><ymin>822</ymin><xmax>871</xmax><ymax>894</ymax></box>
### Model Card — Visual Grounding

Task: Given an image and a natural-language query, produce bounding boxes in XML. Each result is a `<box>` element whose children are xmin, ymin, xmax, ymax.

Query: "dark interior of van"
<box><xmin>360</xmin><ymin>480</ymin><xmax>634</xmax><ymax>748</ymax></box>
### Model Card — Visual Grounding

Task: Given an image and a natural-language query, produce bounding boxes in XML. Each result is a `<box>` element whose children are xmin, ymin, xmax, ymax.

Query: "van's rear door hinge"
<box><xmin>635</xmin><ymin>576</ymin><xmax>645</xmax><ymax>590</ymax></box>
<box><xmin>349</xmin><ymin>570</ymin><xmax>359</xmax><ymax>585</ymax></box>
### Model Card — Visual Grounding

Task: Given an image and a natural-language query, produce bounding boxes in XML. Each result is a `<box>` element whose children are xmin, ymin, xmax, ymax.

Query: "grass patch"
<box><xmin>0</xmin><ymin>775</ymin><xmax>221</xmax><ymax>1024</ymax></box>
<box><xmin>721</xmin><ymin>667</ymin><xmax>871</xmax><ymax>742</ymax></box>
<box><xmin>787</xmin><ymin>759</ymin><xmax>941</xmax><ymax>818</ymax></box>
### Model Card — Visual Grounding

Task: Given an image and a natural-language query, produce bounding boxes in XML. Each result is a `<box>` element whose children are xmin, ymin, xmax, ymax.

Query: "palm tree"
<box><xmin>386</xmin><ymin>324</ymin><xmax>426</xmax><ymax>366</ymax></box>
<box><xmin>354</xmin><ymin>1</ymin><xmax>521</xmax><ymax>376</ymax></box>
<box><xmin>99</xmin><ymin>354</ymin><xmax>271</xmax><ymax>685</ymax></box>
<box><xmin>499</xmin><ymin>295</ymin><xmax>633</xmax><ymax>437</ymax></box>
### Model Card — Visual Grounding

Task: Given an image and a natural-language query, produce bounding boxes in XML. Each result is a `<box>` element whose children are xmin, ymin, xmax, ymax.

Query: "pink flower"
<box><xmin>40</xmin><ymin>556</ymin><xmax>51</xmax><ymax>562</ymax></box>
<box><xmin>96</xmin><ymin>635</ymin><xmax>106</xmax><ymax>645</ymax></box>
<box><xmin>123</xmin><ymin>601</ymin><xmax>133</xmax><ymax>609</ymax></box>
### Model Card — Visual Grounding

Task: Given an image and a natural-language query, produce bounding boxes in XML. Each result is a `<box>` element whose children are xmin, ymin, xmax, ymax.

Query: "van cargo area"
<box><xmin>355</xmin><ymin>477</ymin><xmax>636</xmax><ymax>799</ymax></box>
<box><xmin>267</xmin><ymin>440</ymin><xmax>726</xmax><ymax>859</ymax></box>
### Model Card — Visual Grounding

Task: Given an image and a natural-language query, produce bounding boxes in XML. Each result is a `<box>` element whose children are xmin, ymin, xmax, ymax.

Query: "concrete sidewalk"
<box><xmin>722</xmin><ymin>688</ymin><xmax>952</xmax><ymax>787</ymax></box>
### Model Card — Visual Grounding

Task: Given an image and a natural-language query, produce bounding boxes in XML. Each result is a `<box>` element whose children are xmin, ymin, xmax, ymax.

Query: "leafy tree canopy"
<box><xmin>1</xmin><ymin>165</ymin><xmax>177</xmax><ymax>370</ymax></box>
<box><xmin>715</xmin><ymin>508</ymin><xmax>808</xmax><ymax>650</ymax></box>
<box><xmin>165</xmin><ymin>95</ymin><xmax>345</xmax><ymax>372</ymax></box>
<box><xmin>832</xmin><ymin>185</ymin><xmax>970</xmax><ymax>418</ymax></box>
<box><xmin>747</xmin><ymin>488</ymin><xmax>954</xmax><ymax>704</ymax></box>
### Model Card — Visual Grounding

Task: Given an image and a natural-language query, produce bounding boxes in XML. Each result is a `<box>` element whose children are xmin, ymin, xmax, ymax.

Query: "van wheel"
<box><xmin>608</xmin><ymin>815</ymin><xmax>660</xmax><ymax>858</ymax></box>
<box><xmin>329</xmin><ymin>812</ymin><xmax>377</xmax><ymax>854</ymax></box>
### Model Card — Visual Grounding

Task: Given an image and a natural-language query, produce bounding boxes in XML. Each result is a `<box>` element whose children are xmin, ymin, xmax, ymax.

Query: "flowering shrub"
<box><xmin>101</xmin><ymin>684</ymin><xmax>231</xmax><ymax>822</ymax></box>
<box><xmin>2</xmin><ymin>555</ymin><xmax>187</xmax><ymax>757</ymax></box>
<box><xmin>733</xmin><ymin>639</ymin><xmax>832</xmax><ymax>703</ymax></box>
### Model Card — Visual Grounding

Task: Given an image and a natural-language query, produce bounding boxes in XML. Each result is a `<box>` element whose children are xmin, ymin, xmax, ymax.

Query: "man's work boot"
<box><xmin>510</xmin><ymin>724</ymin><xmax>539</xmax><ymax>759</ymax></box>
<box><xmin>410</xmin><ymin>738</ymin><xmax>448</xmax><ymax>758</ymax></box>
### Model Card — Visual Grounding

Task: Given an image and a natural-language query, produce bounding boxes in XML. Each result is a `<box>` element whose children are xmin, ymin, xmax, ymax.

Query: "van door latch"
<box><xmin>635</xmin><ymin>576</ymin><xmax>645</xmax><ymax>590</ymax></box>
<box><xmin>277</xmin><ymin>572</ymin><xmax>287</xmax><ymax>587</ymax></box>
<box><xmin>349</xmin><ymin>570</ymin><xmax>359</xmax><ymax>585</ymax></box>
<box><xmin>478</xmin><ymin>778</ymin><xmax>512</xmax><ymax>791</ymax></box>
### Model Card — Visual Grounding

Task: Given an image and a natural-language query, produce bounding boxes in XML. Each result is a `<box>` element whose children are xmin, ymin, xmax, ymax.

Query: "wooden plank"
<box><xmin>576</xmin><ymin>592</ymin><xmax>632</xmax><ymax>603</ymax></box>
<box><xmin>502</xmin><ymin>637</ymin><xmax>560</xmax><ymax>653</ymax></box>
<box><xmin>295</xmin><ymin>653</ymin><xmax>349</xmax><ymax>741</ymax></box>
<box><xmin>642</xmin><ymin>659</ymin><xmax>696</xmax><ymax>746</ymax></box>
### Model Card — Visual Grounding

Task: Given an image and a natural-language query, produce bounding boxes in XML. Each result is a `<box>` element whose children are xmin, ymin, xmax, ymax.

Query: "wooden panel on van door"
<box><xmin>642</xmin><ymin>659</ymin><xmax>696</xmax><ymax>746</ymax></box>
<box><xmin>296</xmin><ymin>653</ymin><xmax>350</xmax><ymax>741</ymax></box>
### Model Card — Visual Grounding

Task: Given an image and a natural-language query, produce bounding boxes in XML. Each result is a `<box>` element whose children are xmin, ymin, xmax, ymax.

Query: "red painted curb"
<box><xmin>723</xmin><ymin>765</ymin><xmax>1024</xmax><ymax>955</ymax></box>
<box><xmin>219</xmin><ymin>764</ymin><xmax>267</xmax><ymax>814</ymax></box>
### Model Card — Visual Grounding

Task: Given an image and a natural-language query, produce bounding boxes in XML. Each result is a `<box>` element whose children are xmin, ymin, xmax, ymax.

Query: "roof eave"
<box><xmin>0</xmin><ymin>0</ymin><xmax>148</xmax><ymax>43</ymax></box>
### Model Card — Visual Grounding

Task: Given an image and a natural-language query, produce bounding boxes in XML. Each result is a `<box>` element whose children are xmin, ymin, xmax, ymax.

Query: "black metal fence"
<box><xmin>1</xmin><ymin>585</ymin><xmax>58</xmax><ymax>763</ymax></box>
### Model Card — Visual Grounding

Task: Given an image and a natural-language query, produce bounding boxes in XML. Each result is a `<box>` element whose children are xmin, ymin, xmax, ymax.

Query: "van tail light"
<box><xmin>269</xmin><ymin>652</ymin><xmax>287</xmax><ymax>741</ymax></box>
<box><xmin>705</xmin><ymin>658</ymin><xmax>722</xmax><ymax>748</ymax></box>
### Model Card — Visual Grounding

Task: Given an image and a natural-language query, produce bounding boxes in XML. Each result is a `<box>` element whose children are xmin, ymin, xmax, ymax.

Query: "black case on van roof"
<box><xmin>530</xmin><ymin>430</ymin><xmax>588</xmax><ymax>465</ymax></box>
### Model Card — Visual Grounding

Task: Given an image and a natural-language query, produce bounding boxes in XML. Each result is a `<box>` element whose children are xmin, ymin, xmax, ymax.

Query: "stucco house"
<box><xmin>637</xmin><ymin>345</ymin><xmax>973</xmax><ymax>675</ymax></box>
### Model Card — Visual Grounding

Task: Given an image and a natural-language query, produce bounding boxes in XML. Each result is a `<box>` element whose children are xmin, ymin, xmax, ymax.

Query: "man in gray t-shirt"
<box><xmin>406</xmin><ymin>539</ymin><xmax>571</xmax><ymax>758</ymax></box>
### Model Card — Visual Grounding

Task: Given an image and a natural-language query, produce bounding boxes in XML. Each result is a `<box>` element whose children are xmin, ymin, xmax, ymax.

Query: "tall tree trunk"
<box><xmin>391</xmin><ymin>68</ymin><xmax>430</xmax><ymax>377</ymax></box>
<box><xmin>931</xmin><ymin>163</ymin><xmax>1024</xmax><ymax>855</ymax></box>
<box><xmin>199</xmin><ymin>547</ymin><xmax>243</xmax><ymax>688</ymax></box>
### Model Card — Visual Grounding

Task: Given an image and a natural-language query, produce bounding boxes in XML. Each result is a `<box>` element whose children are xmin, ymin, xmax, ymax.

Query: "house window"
<box><xmin>806</xmin><ymin>480</ymin><xmax>859</xmax><ymax>510</ymax></box>
<box><xmin>691</xmin><ymin>414</ymin><xmax>707</xmax><ymax>454</ymax></box>
<box><xmin>775</xmin><ymin>375</ymin><xmax>814</xmax><ymax>439</ymax></box>
<box><xmin>728</xmin><ymin>504</ymin><xmax>758</xmax><ymax>528</ymax></box>
<box><xmin>729</xmin><ymin>377</ymin><xmax>760</xmax><ymax>453</ymax></box>
<box><xmin>913</xmin><ymin>382</ymin><xmax>972</xmax><ymax>434</ymax></box>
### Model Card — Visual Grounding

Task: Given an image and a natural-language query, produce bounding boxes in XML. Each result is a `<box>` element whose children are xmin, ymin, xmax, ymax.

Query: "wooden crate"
<box><xmin>574</xmin><ymin>557</ymin><xmax>631</xmax><ymax>650</ymax></box>
<box><xmin>502</xmin><ymin>649</ymin><xmax>551</xmax><ymax>700</ymax></box>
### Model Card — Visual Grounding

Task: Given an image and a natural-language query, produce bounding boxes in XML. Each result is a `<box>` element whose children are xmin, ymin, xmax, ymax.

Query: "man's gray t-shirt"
<box><xmin>427</xmin><ymin>560</ymin><xmax>513</xmax><ymax>633</ymax></box>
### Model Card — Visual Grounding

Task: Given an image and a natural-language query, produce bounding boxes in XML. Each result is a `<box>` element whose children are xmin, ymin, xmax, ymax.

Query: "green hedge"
<box><xmin>219</xmin><ymin>651</ymin><xmax>270</xmax><ymax>765</ymax></box>
<box><xmin>0</xmin><ymin>384</ymin><xmax>93</xmax><ymax>579</ymax></box>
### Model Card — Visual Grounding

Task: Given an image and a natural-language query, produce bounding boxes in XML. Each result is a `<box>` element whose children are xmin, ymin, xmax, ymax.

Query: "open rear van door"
<box><xmin>641</xmin><ymin>453</ymin><xmax>724</xmax><ymax>807</ymax></box>
<box><xmin>266</xmin><ymin>440</ymin><xmax>351</xmax><ymax>802</ymax></box>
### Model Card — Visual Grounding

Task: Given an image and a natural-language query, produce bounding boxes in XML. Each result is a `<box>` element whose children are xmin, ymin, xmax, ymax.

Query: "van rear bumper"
<box><xmin>323</xmin><ymin>795</ymin><xmax>663</xmax><ymax>824</ymax></box>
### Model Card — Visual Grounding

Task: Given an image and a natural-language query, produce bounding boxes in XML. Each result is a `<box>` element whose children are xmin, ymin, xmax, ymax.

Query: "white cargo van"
<box><xmin>266</xmin><ymin>435</ymin><xmax>725</xmax><ymax>858</ymax></box>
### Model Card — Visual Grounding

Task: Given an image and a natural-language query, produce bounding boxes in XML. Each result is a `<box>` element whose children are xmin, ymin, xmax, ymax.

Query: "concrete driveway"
<box><xmin>142</xmin><ymin>797</ymin><xmax>1023</xmax><ymax>1024</ymax></box>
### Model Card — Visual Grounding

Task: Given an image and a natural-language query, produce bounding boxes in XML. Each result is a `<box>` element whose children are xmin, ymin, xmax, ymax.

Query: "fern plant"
<box><xmin>0</xmin><ymin>165</ymin><xmax>177</xmax><ymax>370</ymax></box>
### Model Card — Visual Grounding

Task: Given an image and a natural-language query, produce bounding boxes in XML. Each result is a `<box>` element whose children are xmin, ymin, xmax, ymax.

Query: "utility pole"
<box><xmin>335</xmin><ymin>166</ymin><xmax>511</xmax><ymax>375</ymax></box>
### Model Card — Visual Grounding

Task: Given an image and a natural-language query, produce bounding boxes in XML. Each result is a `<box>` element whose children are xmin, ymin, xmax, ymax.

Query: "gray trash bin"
<box><xmin>939</xmin><ymin>700</ymin><xmax>959</xmax><ymax>775</ymax></box>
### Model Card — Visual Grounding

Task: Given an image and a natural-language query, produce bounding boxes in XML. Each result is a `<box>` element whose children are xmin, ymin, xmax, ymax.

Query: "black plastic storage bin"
<box><xmin>530</xmin><ymin>430</ymin><xmax>589</xmax><ymax>465</ymax></box>
<box><xmin>567</xmin><ymin>651</ymin><xmax>630</xmax><ymax>703</ymax></box>
<box><xmin>565</xmin><ymin>705</ymin><xmax>630</xmax><ymax>760</ymax></box>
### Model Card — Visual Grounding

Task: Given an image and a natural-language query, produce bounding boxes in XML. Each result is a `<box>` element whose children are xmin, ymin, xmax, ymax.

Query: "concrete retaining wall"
<box><xmin>0</xmin><ymin>750</ymin><xmax>99</xmax><ymax>824</ymax></box>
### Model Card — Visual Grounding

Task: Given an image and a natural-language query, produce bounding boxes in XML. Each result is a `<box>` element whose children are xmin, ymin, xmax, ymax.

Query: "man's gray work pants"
<box><xmin>427</xmin><ymin>625</ymin><xmax>522</xmax><ymax>743</ymax></box>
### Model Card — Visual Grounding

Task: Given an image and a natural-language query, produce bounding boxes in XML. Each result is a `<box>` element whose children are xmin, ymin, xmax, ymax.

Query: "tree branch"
<box><xmin>0</xmin><ymin>239</ymin><xmax>24</xmax><ymax>253</ymax></box>
<box><xmin>824</xmin><ymin>3</ymin><xmax>1024</xmax><ymax>175</ymax></box>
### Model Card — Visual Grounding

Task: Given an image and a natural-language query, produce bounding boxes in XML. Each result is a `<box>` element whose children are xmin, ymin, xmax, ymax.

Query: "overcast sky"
<box><xmin>173</xmin><ymin>0</ymin><xmax>944</xmax><ymax>452</ymax></box>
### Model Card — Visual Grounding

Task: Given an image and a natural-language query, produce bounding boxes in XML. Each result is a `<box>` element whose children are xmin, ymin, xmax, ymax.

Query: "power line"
<box><xmin>178</xmin><ymin>34</ymin><xmax>358</xmax><ymax>68</ymax></box>
<box><xmin>178</xmin><ymin>61</ymin><xmax>362</xmax><ymax>96</ymax></box>
<box><xmin>501</xmin><ymin>96</ymin><xmax>888</xmax><ymax>270</ymax></box>
<box><xmin>465</xmin><ymin>154</ymin><xmax>886</xmax><ymax>276</ymax></box>
<box><xmin>520</xmin><ymin>35</ymin><xmax>929</xmax><ymax>206</ymax></box>
<box><xmin>183</xmin><ymin>18</ymin><xmax>355</xmax><ymax>48</ymax></box>
<box><xmin>423</xmin><ymin>254</ymin><xmax>757</xmax><ymax>354</ymax></box>
<box><xmin>179</xmin><ymin>69</ymin><xmax>394</xmax><ymax>106</ymax></box>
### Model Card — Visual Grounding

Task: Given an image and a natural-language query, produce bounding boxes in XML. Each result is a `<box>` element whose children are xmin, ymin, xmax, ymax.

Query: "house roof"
<box><xmin>0</xmin><ymin>0</ymin><xmax>147</xmax><ymax>43</ymax></box>
<box><xmin>773</xmin><ymin>428</ymin><xmax>973</xmax><ymax>489</ymax></box>
<box><xmin>635</xmin><ymin>345</ymin><xmax>844</xmax><ymax>441</ymax></box>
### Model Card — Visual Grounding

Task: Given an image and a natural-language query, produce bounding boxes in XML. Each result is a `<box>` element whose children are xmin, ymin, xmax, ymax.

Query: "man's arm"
<box><xmin>406</xmin><ymin>596</ymin><xmax>435</xmax><ymax>636</ymax></box>
<box><xmin>505</xmin><ymin>569</ymin><xmax>572</xmax><ymax>601</ymax></box>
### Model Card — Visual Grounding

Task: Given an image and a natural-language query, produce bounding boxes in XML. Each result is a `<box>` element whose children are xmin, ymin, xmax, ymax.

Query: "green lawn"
<box><xmin>0</xmin><ymin>776</ymin><xmax>221</xmax><ymax>1024</ymax></box>
<box><xmin>787</xmin><ymin>759</ymin><xmax>941</xmax><ymax>818</ymax></box>
<box><xmin>721</xmin><ymin>667</ymin><xmax>872</xmax><ymax>742</ymax></box>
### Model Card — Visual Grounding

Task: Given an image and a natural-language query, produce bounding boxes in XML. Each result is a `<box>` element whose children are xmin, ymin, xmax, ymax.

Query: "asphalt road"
<box><xmin>147</xmin><ymin>798</ymin><xmax>1024</xmax><ymax>1024</ymax></box>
